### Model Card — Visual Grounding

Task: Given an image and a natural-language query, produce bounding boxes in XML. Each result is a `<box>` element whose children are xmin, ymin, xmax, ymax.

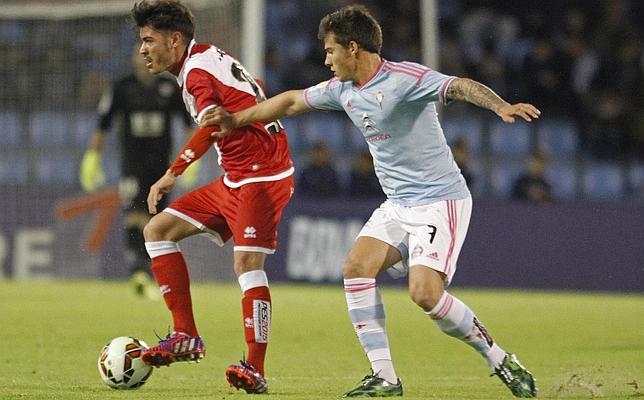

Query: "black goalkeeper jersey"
<box><xmin>97</xmin><ymin>74</ymin><xmax>191</xmax><ymax>178</ymax></box>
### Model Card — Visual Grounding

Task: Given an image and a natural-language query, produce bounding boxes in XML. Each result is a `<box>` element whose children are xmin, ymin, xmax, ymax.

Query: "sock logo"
<box><xmin>244</xmin><ymin>317</ymin><xmax>253</xmax><ymax>328</ymax></box>
<box><xmin>473</xmin><ymin>316</ymin><xmax>494</xmax><ymax>347</ymax></box>
<box><xmin>253</xmin><ymin>300</ymin><xmax>270</xmax><ymax>343</ymax></box>
<box><xmin>159</xmin><ymin>285</ymin><xmax>171</xmax><ymax>295</ymax></box>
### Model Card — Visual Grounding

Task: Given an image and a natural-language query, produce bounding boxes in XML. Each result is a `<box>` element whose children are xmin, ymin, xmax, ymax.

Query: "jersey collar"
<box><xmin>170</xmin><ymin>39</ymin><xmax>196</xmax><ymax>80</ymax></box>
<box><xmin>354</xmin><ymin>58</ymin><xmax>385</xmax><ymax>90</ymax></box>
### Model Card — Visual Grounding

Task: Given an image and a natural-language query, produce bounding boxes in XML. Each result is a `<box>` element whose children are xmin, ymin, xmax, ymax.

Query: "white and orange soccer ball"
<box><xmin>97</xmin><ymin>336</ymin><xmax>153</xmax><ymax>389</ymax></box>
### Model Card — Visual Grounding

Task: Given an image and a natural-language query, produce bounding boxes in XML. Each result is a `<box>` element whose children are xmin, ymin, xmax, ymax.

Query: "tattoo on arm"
<box><xmin>446</xmin><ymin>78</ymin><xmax>508</xmax><ymax>113</ymax></box>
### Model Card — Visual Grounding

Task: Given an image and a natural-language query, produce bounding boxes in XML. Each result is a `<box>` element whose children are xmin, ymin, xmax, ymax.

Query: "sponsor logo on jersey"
<box><xmin>253</xmin><ymin>300</ymin><xmax>271</xmax><ymax>343</ymax></box>
<box><xmin>366</xmin><ymin>133</ymin><xmax>391</xmax><ymax>143</ymax></box>
<box><xmin>244</xmin><ymin>226</ymin><xmax>257</xmax><ymax>239</ymax></box>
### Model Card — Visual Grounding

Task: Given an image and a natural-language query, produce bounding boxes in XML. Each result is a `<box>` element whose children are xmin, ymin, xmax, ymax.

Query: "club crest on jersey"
<box><xmin>376</xmin><ymin>90</ymin><xmax>384</xmax><ymax>109</ymax></box>
<box><xmin>311</xmin><ymin>80</ymin><xmax>330</xmax><ymax>91</ymax></box>
<box><xmin>244</xmin><ymin>226</ymin><xmax>257</xmax><ymax>238</ymax></box>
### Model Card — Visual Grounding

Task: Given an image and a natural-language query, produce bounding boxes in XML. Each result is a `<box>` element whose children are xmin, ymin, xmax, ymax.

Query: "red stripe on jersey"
<box><xmin>383</xmin><ymin>65</ymin><xmax>424</xmax><ymax>79</ymax></box>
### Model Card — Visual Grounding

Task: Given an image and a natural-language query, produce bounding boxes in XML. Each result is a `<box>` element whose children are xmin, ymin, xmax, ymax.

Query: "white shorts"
<box><xmin>358</xmin><ymin>197</ymin><xmax>472</xmax><ymax>286</ymax></box>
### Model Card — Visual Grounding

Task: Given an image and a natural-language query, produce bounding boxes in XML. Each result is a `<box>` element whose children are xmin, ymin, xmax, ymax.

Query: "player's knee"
<box><xmin>409</xmin><ymin>284</ymin><xmax>442</xmax><ymax>312</ymax></box>
<box><xmin>233</xmin><ymin>252</ymin><xmax>266</xmax><ymax>277</ymax></box>
<box><xmin>142</xmin><ymin>216</ymin><xmax>165</xmax><ymax>242</ymax></box>
<box><xmin>342</xmin><ymin>256</ymin><xmax>369</xmax><ymax>278</ymax></box>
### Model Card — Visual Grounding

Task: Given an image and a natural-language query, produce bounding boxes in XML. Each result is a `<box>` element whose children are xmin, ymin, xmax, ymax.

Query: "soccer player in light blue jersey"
<box><xmin>202</xmin><ymin>4</ymin><xmax>540</xmax><ymax>398</ymax></box>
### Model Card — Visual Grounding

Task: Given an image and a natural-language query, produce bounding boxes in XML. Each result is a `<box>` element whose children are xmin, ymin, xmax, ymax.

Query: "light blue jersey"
<box><xmin>303</xmin><ymin>60</ymin><xmax>470</xmax><ymax>206</ymax></box>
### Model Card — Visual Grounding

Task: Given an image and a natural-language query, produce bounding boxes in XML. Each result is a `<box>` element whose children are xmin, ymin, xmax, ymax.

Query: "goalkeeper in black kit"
<box><xmin>79</xmin><ymin>45</ymin><xmax>196</xmax><ymax>298</ymax></box>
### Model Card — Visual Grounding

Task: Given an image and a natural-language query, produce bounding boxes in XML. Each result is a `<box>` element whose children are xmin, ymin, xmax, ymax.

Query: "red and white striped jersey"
<box><xmin>172</xmin><ymin>40</ymin><xmax>292</xmax><ymax>187</ymax></box>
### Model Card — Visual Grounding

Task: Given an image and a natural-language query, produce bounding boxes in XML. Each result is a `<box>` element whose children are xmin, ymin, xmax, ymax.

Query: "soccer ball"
<box><xmin>97</xmin><ymin>336</ymin><xmax>153</xmax><ymax>389</ymax></box>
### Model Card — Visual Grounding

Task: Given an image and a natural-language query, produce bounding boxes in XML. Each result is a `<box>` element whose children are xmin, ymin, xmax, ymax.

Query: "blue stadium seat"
<box><xmin>29</xmin><ymin>111</ymin><xmax>71</xmax><ymax>147</ymax></box>
<box><xmin>628</xmin><ymin>162</ymin><xmax>644</xmax><ymax>199</ymax></box>
<box><xmin>441</xmin><ymin>116</ymin><xmax>484</xmax><ymax>155</ymax></box>
<box><xmin>581</xmin><ymin>162</ymin><xmax>625</xmax><ymax>199</ymax></box>
<box><xmin>344</xmin><ymin>119</ymin><xmax>368</xmax><ymax>152</ymax></box>
<box><xmin>545</xmin><ymin>161</ymin><xmax>578</xmax><ymax>200</ymax></box>
<box><xmin>73</xmin><ymin>112</ymin><xmax>97</xmax><ymax>148</ymax></box>
<box><xmin>536</xmin><ymin>118</ymin><xmax>579</xmax><ymax>158</ymax></box>
<box><xmin>489</xmin><ymin>120</ymin><xmax>532</xmax><ymax>157</ymax></box>
<box><xmin>34</xmin><ymin>151</ymin><xmax>77</xmax><ymax>184</ymax></box>
<box><xmin>0</xmin><ymin>111</ymin><xmax>22</xmax><ymax>147</ymax></box>
<box><xmin>489</xmin><ymin>160</ymin><xmax>524</xmax><ymax>198</ymax></box>
<box><xmin>299</xmin><ymin>113</ymin><xmax>346</xmax><ymax>153</ymax></box>
<box><xmin>0</xmin><ymin>153</ymin><xmax>29</xmax><ymax>184</ymax></box>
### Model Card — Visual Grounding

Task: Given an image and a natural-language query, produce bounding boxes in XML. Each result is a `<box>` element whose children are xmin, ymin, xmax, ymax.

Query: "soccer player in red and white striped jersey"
<box><xmin>131</xmin><ymin>1</ymin><xmax>293</xmax><ymax>394</ymax></box>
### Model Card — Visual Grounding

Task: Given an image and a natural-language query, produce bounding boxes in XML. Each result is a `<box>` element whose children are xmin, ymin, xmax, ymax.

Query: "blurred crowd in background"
<box><xmin>0</xmin><ymin>0</ymin><xmax>642</xmax><ymax>201</ymax></box>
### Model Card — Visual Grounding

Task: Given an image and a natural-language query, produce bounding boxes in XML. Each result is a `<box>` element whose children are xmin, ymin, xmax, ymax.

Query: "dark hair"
<box><xmin>131</xmin><ymin>0</ymin><xmax>195</xmax><ymax>41</ymax></box>
<box><xmin>318</xmin><ymin>4</ymin><xmax>382</xmax><ymax>54</ymax></box>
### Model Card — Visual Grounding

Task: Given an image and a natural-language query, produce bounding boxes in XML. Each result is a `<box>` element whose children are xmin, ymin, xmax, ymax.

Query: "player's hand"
<box><xmin>147</xmin><ymin>169</ymin><xmax>177</xmax><ymax>214</ymax></box>
<box><xmin>496</xmin><ymin>103</ymin><xmax>541</xmax><ymax>123</ymax></box>
<box><xmin>79</xmin><ymin>149</ymin><xmax>106</xmax><ymax>192</ymax></box>
<box><xmin>200</xmin><ymin>107</ymin><xmax>234</xmax><ymax>139</ymax></box>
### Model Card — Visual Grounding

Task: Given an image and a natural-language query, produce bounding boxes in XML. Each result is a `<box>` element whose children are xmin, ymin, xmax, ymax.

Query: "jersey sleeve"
<box><xmin>185</xmin><ymin>68</ymin><xmax>223</xmax><ymax>123</ymax></box>
<box><xmin>303</xmin><ymin>79</ymin><xmax>344</xmax><ymax>111</ymax></box>
<box><xmin>405</xmin><ymin>69</ymin><xmax>457</xmax><ymax>105</ymax></box>
<box><xmin>96</xmin><ymin>82</ymin><xmax>119</xmax><ymax>131</ymax></box>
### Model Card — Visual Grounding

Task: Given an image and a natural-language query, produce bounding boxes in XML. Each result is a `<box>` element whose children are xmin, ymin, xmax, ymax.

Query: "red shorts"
<box><xmin>164</xmin><ymin>175</ymin><xmax>294</xmax><ymax>254</ymax></box>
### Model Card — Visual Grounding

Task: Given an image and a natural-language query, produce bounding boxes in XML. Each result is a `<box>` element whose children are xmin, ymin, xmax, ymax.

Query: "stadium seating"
<box><xmin>545</xmin><ymin>160</ymin><xmax>578</xmax><ymax>200</ymax></box>
<box><xmin>0</xmin><ymin>153</ymin><xmax>29</xmax><ymax>184</ymax></box>
<box><xmin>72</xmin><ymin>111</ymin><xmax>97</xmax><ymax>148</ymax></box>
<box><xmin>536</xmin><ymin>117</ymin><xmax>579</xmax><ymax>158</ymax></box>
<box><xmin>34</xmin><ymin>151</ymin><xmax>78</xmax><ymax>184</ymax></box>
<box><xmin>489</xmin><ymin>119</ymin><xmax>532</xmax><ymax>157</ymax></box>
<box><xmin>628</xmin><ymin>162</ymin><xmax>644</xmax><ymax>199</ymax></box>
<box><xmin>442</xmin><ymin>116</ymin><xmax>484</xmax><ymax>154</ymax></box>
<box><xmin>29</xmin><ymin>111</ymin><xmax>71</xmax><ymax>147</ymax></box>
<box><xmin>489</xmin><ymin>159</ymin><xmax>525</xmax><ymax>198</ymax></box>
<box><xmin>581</xmin><ymin>162</ymin><xmax>625</xmax><ymax>199</ymax></box>
<box><xmin>0</xmin><ymin>111</ymin><xmax>22</xmax><ymax>147</ymax></box>
<box><xmin>298</xmin><ymin>113</ymin><xmax>347</xmax><ymax>153</ymax></box>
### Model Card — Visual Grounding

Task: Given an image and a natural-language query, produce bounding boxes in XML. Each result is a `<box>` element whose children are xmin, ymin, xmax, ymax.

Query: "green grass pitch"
<box><xmin>0</xmin><ymin>281</ymin><xmax>642</xmax><ymax>399</ymax></box>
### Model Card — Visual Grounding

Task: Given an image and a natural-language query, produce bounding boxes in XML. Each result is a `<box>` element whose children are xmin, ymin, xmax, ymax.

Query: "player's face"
<box><xmin>323</xmin><ymin>34</ymin><xmax>356</xmax><ymax>82</ymax></box>
<box><xmin>138</xmin><ymin>26</ymin><xmax>179</xmax><ymax>74</ymax></box>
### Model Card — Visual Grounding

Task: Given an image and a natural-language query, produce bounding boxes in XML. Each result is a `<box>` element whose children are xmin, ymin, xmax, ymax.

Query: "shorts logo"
<box><xmin>427</xmin><ymin>251</ymin><xmax>439</xmax><ymax>261</ymax></box>
<box><xmin>253</xmin><ymin>300</ymin><xmax>271</xmax><ymax>343</ymax></box>
<box><xmin>411</xmin><ymin>245</ymin><xmax>424</xmax><ymax>258</ymax></box>
<box><xmin>244</xmin><ymin>226</ymin><xmax>257</xmax><ymax>238</ymax></box>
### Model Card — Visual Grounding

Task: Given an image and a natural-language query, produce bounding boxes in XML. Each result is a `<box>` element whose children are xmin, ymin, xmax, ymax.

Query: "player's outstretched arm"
<box><xmin>446</xmin><ymin>77</ymin><xmax>541</xmax><ymax>123</ymax></box>
<box><xmin>202</xmin><ymin>90</ymin><xmax>310</xmax><ymax>138</ymax></box>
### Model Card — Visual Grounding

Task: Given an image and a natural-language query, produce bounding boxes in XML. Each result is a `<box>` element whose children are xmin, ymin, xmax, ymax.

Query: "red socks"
<box><xmin>241</xmin><ymin>286</ymin><xmax>271</xmax><ymax>375</ymax></box>
<box><xmin>150</xmin><ymin>251</ymin><xmax>199</xmax><ymax>337</ymax></box>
